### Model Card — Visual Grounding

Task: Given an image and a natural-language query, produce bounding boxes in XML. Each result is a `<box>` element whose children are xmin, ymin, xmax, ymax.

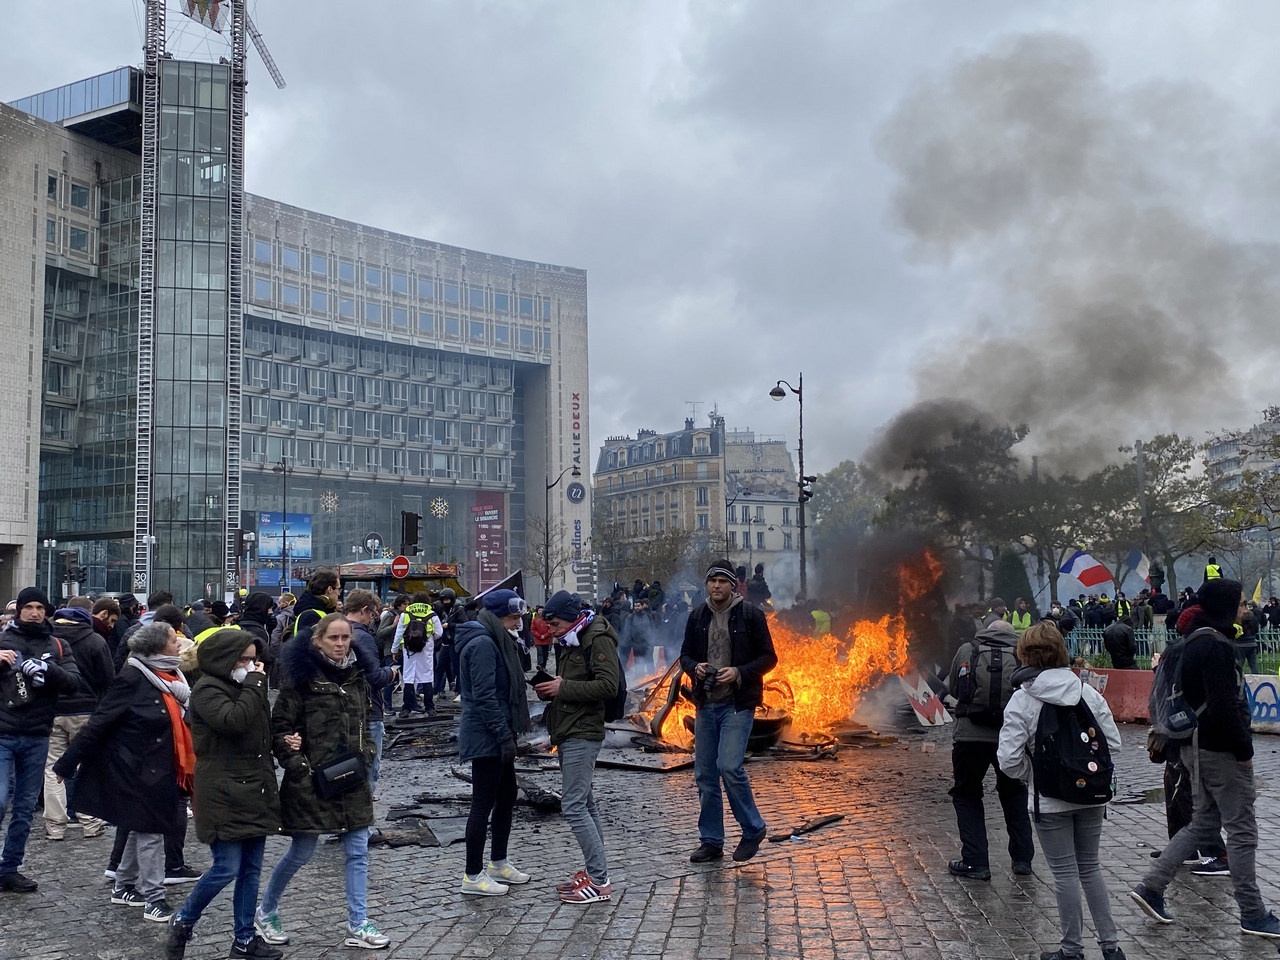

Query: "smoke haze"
<box><xmin>873</xmin><ymin>32</ymin><xmax>1280</xmax><ymax>474</ymax></box>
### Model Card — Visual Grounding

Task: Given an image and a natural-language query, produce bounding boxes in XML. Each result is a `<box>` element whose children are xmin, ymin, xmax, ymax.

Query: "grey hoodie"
<box><xmin>996</xmin><ymin>666</ymin><xmax>1121</xmax><ymax>814</ymax></box>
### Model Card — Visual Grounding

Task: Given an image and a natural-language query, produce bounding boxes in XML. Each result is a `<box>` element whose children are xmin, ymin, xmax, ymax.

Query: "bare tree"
<box><xmin>525</xmin><ymin>515</ymin><xmax>576</xmax><ymax>601</ymax></box>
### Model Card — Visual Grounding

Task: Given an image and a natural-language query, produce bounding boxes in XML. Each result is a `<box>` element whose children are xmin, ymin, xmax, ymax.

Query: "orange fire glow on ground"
<box><xmin>637</xmin><ymin>549</ymin><xmax>943</xmax><ymax>746</ymax></box>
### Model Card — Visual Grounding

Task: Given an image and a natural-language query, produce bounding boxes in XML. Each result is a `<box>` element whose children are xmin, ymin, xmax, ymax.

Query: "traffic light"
<box><xmin>400</xmin><ymin>510</ymin><xmax>422</xmax><ymax>555</ymax></box>
<box><xmin>800</xmin><ymin>475</ymin><xmax>817</xmax><ymax>502</ymax></box>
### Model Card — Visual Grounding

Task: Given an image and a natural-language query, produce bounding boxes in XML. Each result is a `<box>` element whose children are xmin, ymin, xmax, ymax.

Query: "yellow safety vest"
<box><xmin>1204</xmin><ymin>564</ymin><xmax>1222</xmax><ymax>581</ymax></box>
<box><xmin>1009</xmin><ymin>610</ymin><xmax>1032</xmax><ymax>634</ymax></box>
<box><xmin>194</xmin><ymin>624</ymin><xmax>240</xmax><ymax>645</ymax></box>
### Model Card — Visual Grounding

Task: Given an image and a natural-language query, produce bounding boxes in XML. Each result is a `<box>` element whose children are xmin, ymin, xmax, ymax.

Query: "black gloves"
<box><xmin>499</xmin><ymin>736</ymin><xmax>517</xmax><ymax>766</ymax></box>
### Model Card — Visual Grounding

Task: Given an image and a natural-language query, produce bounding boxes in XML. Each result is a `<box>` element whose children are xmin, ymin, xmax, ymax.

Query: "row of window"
<box><xmin>250</xmin><ymin>241</ymin><xmax>552</xmax><ymax>319</ymax></box>
<box><xmin>46</xmin><ymin>218</ymin><xmax>92</xmax><ymax>255</ymax></box>
<box><xmin>603</xmin><ymin>461</ymin><xmax>714</xmax><ymax>486</ymax></box>
<box><xmin>48</xmin><ymin>175</ymin><xmax>92</xmax><ymax>211</ymax></box>
<box><xmin>243</xmin><ymin>401</ymin><xmax>511</xmax><ymax>448</ymax></box>
<box><xmin>243</xmin><ymin>437</ymin><xmax>512</xmax><ymax>482</ymax></box>
<box><xmin>727</xmin><ymin>531</ymin><xmax>794</xmax><ymax>550</ymax></box>
<box><xmin>728</xmin><ymin>504</ymin><xmax>793</xmax><ymax>525</ymax></box>
<box><xmin>606</xmin><ymin>433</ymin><xmax>714</xmax><ymax>468</ymax></box>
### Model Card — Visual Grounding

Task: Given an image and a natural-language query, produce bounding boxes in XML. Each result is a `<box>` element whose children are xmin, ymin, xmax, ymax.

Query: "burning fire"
<box><xmin>635</xmin><ymin>549</ymin><xmax>943</xmax><ymax>745</ymax></box>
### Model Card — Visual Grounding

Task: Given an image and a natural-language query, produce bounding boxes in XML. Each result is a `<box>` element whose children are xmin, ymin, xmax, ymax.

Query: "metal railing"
<box><xmin>1068</xmin><ymin>626</ymin><xmax>1280</xmax><ymax>674</ymax></box>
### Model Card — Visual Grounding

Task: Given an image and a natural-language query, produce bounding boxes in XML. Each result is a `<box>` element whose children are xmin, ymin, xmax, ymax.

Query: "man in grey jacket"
<box><xmin>945</xmin><ymin>618</ymin><xmax>1034</xmax><ymax>880</ymax></box>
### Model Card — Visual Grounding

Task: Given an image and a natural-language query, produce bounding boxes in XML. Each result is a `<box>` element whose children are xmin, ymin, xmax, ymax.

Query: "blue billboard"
<box><xmin>257</xmin><ymin>512</ymin><xmax>312</xmax><ymax>562</ymax></box>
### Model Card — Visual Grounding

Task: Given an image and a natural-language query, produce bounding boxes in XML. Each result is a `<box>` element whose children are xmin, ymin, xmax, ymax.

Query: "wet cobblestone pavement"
<box><xmin>4</xmin><ymin>714</ymin><xmax>1280</xmax><ymax>960</ymax></box>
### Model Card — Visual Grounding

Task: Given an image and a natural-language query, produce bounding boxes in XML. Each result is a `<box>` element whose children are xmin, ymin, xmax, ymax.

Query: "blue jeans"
<box><xmin>558</xmin><ymin>738</ymin><xmax>607</xmax><ymax>882</ymax></box>
<box><xmin>693</xmin><ymin>701</ymin><xmax>766</xmax><ymax>847</ymax></box>
<box><xmin>0</xmin><ymin>734</ymin><xmax>49</xmax><ymax>875</ymax></box>
<box><xmin>368</xmin><ymin>721</ymin><xmax>384</xmax><ymax>792</ymax></box>
<box><xmin>177</xmin><ymin>837</ymin><xmax>266</xmax><ymax>943</ymax></box>
<box><xmin>260</xmin><ymin>828</ymin><xmax>371</xmax><ymax>928</ymax></box>
<box><xmin>1034</xmin><ymin>807</ymin><xmax>1119</xmax><ymax>955</ymax></box>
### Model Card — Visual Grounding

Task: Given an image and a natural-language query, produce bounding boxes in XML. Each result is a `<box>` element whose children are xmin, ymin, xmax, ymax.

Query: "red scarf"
<box><xmin>154</xmin><ymin>669</ymin><xmax>195</xmax><ymax>794</ymax></box>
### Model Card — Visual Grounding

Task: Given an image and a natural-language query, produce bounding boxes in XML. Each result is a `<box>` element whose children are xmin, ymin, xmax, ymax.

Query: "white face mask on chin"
<box><xmin>230</xmin><ymin>667</ymin><xmax>249</xmax><ymax>684</ymax></box>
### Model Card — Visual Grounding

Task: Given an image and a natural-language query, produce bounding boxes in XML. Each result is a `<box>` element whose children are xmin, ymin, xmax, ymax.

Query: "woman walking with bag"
<box><xmin>997</xmin><ymin>622</ymin><xmax>1125</xmax><ymax>960</ymax></box>
<box><xmin>253</xmin><ymin>613</ymin><xmax>390</xmax><ymax>951</ymax></box>
<box><xmin>166</xmin><ymin>628</ymin><xmax>281</xmax><ymax>959</ymax></box>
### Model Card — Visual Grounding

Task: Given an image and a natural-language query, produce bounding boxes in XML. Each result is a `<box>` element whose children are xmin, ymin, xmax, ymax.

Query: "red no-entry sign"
<box><xmin>390</xmin><ymin>555</ymin><xmax>410</xmax><ymax>578</ymax></box>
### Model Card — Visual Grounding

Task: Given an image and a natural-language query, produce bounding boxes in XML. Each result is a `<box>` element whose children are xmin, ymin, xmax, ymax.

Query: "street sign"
<box><xmin>390</xmin><ymin>555</ymin><xmax>411</xmax><ymax>578</ymax></box>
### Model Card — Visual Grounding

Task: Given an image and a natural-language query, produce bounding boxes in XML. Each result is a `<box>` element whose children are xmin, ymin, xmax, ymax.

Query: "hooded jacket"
<box><xmin>49</xmin><ymin>608</ymin><xmax>115</xmax><ymax>716</ymax></box>
<box><xmin>946</xmin><ymin>619</ymin><xmax>1020</xmax><ymax>744</ymax></box>
<box><xmin>680</xmin><ymin>596</ymin><xmax>778</xmax><ymax>712</ymax></box>
<box><xmin>456</xmin><ymin>614</ymin><xmax>531</xmax><ymax>761</ymax></box>
<box><xmin>189</xmin><ymin>628</ymin><xmax>281</xmax><ymax>843</ymax></box>
<box><xmin>544</xmin><ymin>616</ymin><xmax>621</xmax><ymax>745</ymax></box>
<box><xmin>271</xmin><ymin>638</ymin><xmax>373</xmax><ymax>834</ymax></box>
<box><xmin>996</xmin><ymin>666</ymin><xmax>1122</xmax><ymax>815</ymax></box>
<box><xmin>238</xmin><ymin>592</ymin><xmax>276</xmax><ymax>664</ymax></box>
<box><xmin>1182</xmin><ymin>627</ymin><xmax>1253</xmax><ymax>760</ymax></box>
<box><xmin>0</xmin><ymin>620</ymin><xmax>85</xmax><ymax>737</ymax></box>
<box><xmin>291</xmin><ymin>590</ymin><xmax>335</xmax><ymax>646</ymax></box>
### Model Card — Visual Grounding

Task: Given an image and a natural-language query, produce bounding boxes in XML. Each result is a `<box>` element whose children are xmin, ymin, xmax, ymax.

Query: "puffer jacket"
<box><xmin>997</xmin><ymin>666</ymin><xmax>1122</xmax><ymax>815</ymax></box>
<box><xmin>543</xmin><ymin>616</ymin><xmax>621</xmax><ymax>746</ymax></box>
<box><xmin>189</xmin><ymin>628</ymin><xmax>281</xmax><ymax>844</ymax></box>
<box><xmin>271</xmin><ymin>639</ymin><xmax>373</xmax><ymax>834</ymax></box>
<box><xmin>49</xmin><ymin>609</ymin><xmax>115</xmax><ymax>715</ymax></box>
<box><xmin>457</xmin><ymin>616</ymin><xmax>530</xmax><ymax>761</ymax></box>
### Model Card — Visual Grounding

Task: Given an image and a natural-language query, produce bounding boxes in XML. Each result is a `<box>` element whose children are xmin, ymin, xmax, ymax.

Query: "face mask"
<box><xmin>507</xmin><ymin>628</ymin><xmax>522</xmax><ymax>639</ymax></box>
<box><xmin>230</xmin><ymin>667</ymin><xmax>249</xmax><ymax>684</ymax></box>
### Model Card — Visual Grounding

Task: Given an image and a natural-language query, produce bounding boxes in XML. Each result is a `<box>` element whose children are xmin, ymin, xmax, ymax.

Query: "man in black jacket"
<box><xmin>1131</xmin><ymin>579</ymin><xmax>1280</xmax><ymax>937</ymax></box>
<box><xmin>1102</xmin><ymin>615</ymin><xmax>1138</xmax><ymax>670</ymax></box>
<box><xmin>679</xmin><ymin>560</ymin><xmax>778</xmax><ymax>864</ymax></box>
<box><xmin>43</xmin><ymin>606</ymin><xmax>115</xmax><ymax>840</ymax></box>
<box><xmin>0</xmin><ymin>587</ymin><xmax>85</xmax><ymax>892</ymax></box>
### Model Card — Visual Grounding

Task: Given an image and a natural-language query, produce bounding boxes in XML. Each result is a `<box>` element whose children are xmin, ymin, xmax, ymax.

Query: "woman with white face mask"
<box><xmin>166</xmin><ymin>630</ymin><xmax>280</xmax><ymax>960</ymax></box>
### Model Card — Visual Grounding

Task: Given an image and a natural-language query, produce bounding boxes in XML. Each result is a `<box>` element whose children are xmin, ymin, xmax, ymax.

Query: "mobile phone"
<box><xmin>527</xmin><ymin>668</ymin><xmax>554</xmax><ymax>687</ymax></box>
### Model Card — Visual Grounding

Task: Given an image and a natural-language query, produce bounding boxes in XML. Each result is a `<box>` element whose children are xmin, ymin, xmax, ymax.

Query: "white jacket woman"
<box><xmin>996</xmin><ymin>622</ymin><xmax>1127</xmax><ymax>960</ymax></box>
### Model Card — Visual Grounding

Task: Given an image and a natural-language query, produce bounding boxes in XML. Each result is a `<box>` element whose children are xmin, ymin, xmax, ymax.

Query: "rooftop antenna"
<box><xmin>685</xmin><ymin>401</ymin><xmax>703</xmax><ymax>422</ymax></box>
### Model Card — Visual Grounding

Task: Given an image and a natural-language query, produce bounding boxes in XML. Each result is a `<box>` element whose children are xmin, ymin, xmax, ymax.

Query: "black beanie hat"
<box><xmin>15</xmin><ymin>587</ymin><xmax>53</xmax><ymax>615</ymax></box>
<box><xmin>1196</xmin><ymin>578</ymin><xmax>1242</xmax><ymax>624</ymax></box>
<box><xmin>705</xmin><ymin>559</ymin><xmax>738</xmax><ymax>586</ymax></box>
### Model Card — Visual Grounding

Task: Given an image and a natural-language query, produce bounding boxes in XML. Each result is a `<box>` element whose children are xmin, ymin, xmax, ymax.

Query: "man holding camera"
<box><xmin>680</xmin><ymin>560</ymin><xmax>778</xmax><ymax>864</ymax></box>
<box><xmin>0</xmin><ymin>587</ymin><xmax>85</xmax><ymax>892</ymax></box>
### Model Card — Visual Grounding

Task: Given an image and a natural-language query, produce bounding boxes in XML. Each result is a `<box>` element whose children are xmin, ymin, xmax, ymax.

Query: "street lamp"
<box><xmin>544</xmin><ymin>465</ymin><xmax>582</xmax><ymax>600</ymax></box>
<box><xmin>144</xmin><ymin>534</ymin><xmax>157</xmax><ymax>595</ymax></box>
<box><xmin>770</xmin><ymin>373</ymin><xmax>810</xmax><ymax>599</ymax></box>
<box><xmin>41</xmin><ymin>539</ymin><xmax>57</xmax><ymax>597</ymax></box>
<box><xmin>242</xmin><ymin>532</ymin><xmax>256</xmax><ymax>591</ymax></box>
<box><xmin>273</xmin><ymin>457</ymin><xmax>294</xmax><ymax>590</ymax></box>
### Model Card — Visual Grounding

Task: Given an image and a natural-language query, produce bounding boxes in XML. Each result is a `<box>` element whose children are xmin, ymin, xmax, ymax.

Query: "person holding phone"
<box><xmin>165</xmin><ymin>630</ymin><xmax>281</xmax><ymax>960</ymax></box>
<box><xmin>455</xmin><ymin>589</ymin><xmax>532</xmax><ymax>896</ymax></box>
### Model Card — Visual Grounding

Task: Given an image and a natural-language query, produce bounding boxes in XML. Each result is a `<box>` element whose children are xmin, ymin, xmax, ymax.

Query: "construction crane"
<box><xmin>245</xmin><ymin>10</ymin><xmax>286</xmax><ymax>89</ymax></box>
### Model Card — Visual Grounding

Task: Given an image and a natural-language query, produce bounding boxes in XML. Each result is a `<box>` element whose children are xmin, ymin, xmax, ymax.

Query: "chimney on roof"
<box><xmin>684</xmin><ymin>418</ymin><xmax>694</xmax><ymax>430</ymax></box>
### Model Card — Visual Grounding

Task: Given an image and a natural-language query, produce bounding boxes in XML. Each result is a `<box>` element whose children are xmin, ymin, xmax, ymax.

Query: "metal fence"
<box><xmin>1068</xmin><ymin>627</ymin><xmax>1280</xmax><ymax>674</ymax></box>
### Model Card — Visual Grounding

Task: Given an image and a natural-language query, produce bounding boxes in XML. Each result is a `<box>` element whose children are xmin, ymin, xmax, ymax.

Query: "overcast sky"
<box><xmin>6</xmin><ymin>1</ymin><xmax>1280</xmax><ymax>475</ymax></box>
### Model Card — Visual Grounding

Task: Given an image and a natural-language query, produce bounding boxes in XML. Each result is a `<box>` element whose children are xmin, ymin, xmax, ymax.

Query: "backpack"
<box><xmin>1148</xmin><ymin>627</ymin><xmax>1220</xmax><ymax>742</ymax></box>
<box><xmin>584</xmin><ymin>632</ymin><xmax>628</xmax><ymax>722</ymax></box>
<box><xmin>402</xmin><ymin>611</ymin><xmax>435</xmax><ymax>653</ymax></box>
<box><xmin>1031</xmin><ymin>683</ymin><xmax>1114</xmax><ymax>818</ymax></box>
<box><xmin>953</xmin><ymin>640</ymin><xmax>1015</xmax><ymax>726</ymax></box>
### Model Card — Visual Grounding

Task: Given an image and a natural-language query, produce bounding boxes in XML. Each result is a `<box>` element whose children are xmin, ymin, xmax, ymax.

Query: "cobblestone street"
<box><xmin>6</xmin><ymin>717</ymin><xmax>1280</xmax><ymax>960</ymax></box>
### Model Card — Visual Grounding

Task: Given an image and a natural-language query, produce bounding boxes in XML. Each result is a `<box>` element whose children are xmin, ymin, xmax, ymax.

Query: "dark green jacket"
<box><xmin>189</xmin><ymin>628</ymin><xmax>281</xmax><ymax>844</ymax></box>
<box><xmin>271</xmin><ymin>639</ymin><xmax>373</xmax><ymax>834</ymax></box>
<box><xmin>544</xmin><ymin>616</ymin><xmax>620</xmax><ymax>746</ymax></box>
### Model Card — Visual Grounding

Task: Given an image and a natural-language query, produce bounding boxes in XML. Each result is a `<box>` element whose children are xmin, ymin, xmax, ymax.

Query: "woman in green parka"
<box><xmin>253</xmin><ymin>613</ymin><xmax>391</xmax><ymax>951</ymax></box>
<box><xmin>166</xmin><ymin>628</ymin><xmax>282</xmax><ymax>960</ymax></box>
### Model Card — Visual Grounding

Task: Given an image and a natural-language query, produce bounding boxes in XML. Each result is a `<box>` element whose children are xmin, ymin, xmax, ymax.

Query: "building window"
<box><xmin>757</xmin><ymin>532</ymin><xmax>765</xmax><ymax>550</ymax></box>
<box><xmin>310</xmin><ymin>253</ymin><xmax>327</xmax><ymax>277</ymax></box>
<box><xmin>47</xmin><ymin>175</ymin><xmax>57</xmax><ymax>200</ymax></box>
<box><xmin>338</xmin><ymin>260</ymin><xmax>355</xmax><ymax>283</ymax></box>
<box><xmin>245</xmin><ymin>359</ymin><xmax>270</xmax><ymax>389</ymax></box>
<box><xmin>782</xmin><ymin>507</ymin><xmax>791</xmax><ymax>525</ymax></box>
<box><xmin>253</xmin><ymin>239</ymin><xmax>272</xmax><ymax>263</ymax></box>
<box><xmin>494</xmin><ymin>325</ymin><xmax>510</xmax><ymax>345</ymax></box>
<box><xmin>253</xmin><ymin>277</ymin><xmax>272</xmax><ymax>302</ymax></box>
<box><xmin>68</xmin><ymin>227</ymin><xmax>89</xmax><ymax>253</ymax></box>
<box><xmin>728</xmin><ymin>531</ymin><xmax>736</xmax><ymax>548</ymax></box>
<box><xmin>755</xmin><ymin>506</ymin><xmax>764</xmax><ymax>521</ymax></box>
<box><xmin>282</xmin><ymin>246</ymin><xmax>301</xmax><ymax>271</ymax></box>
<box><xmin>469</xmin><ymin>285</ymin><xmax>485</xmax><ymax>309</ymax></box>
<box><xmin>694</xmin><ymin>435</ymin><xmax>709</xmax><ymax>454</ymax></box>
<box><xmin>333</xmin><ymin>372</ymin><xmax>355</xmax><ymax>402</ymax></box>
<box><xmin>442</xmin><ymin>282</ymin><xmax>460</xmax><ymax>304</ymax></box>
<box><xmin>310</xmin><ymin>290</ymin><xmax>328</xmax><ymax>315</ymax></box>
<box><xmin>494</xmin><ymin>292</ymin><xmax>510</xmax><ymax>313</ymax></box>
<box><xmin>392</xmin><ymin>273</ymin><xmax>408</xmax><ymax>295</ymax></box>
<box><xmin>518</xmin><ymin>296</ymin><xmax>534</xmax><ymax>317</ymax></box>
<box><xmin>281</xmin><ymin>284</ymin><xmax>300</xmax><ymax>308</ymax></box>
<box><xmin>469</xmin><ymin>320</ymin><xmax>486</xmax><ymax>342</ymax></box>
<box><xmin>697</xmin><ymin>514</ymin><xmax>709</xmax><ymax>530</ymax></box>
<box><xmin>697</xmin><ymin>487</ymin><xmax>708</xmax><ymax>506</ymax></box>
<box><xmin>696</xmin><ymin>462</ymin><xmax>708</xmax><ymax>480</ymax></box>
<box><xmin>45</xmin><ymin>219</ymin><xmax>56</xmax><ymax>244</ymax></box>
<box><xmin>417</xmin><ymin>278</ymin><xmax>434</xmax><ymax>300</ymax></box>
<box><xmin>365</xmin><ymin>266</ymin><xmax>382</xmax><ymax>289</ymax></box>
<box><xmin>70</xmin><ymin>183</ymin><xmax>90</xmax><ymax>209</ymax></box>
<box><xmin>339</xmin><ymin>297</ymin><xmax>355</xmax><ymax>318</ymax></box>
<box><xmin>784</xmin><ymin>533</ymin><xmax>793</xmax><ymax>550</ymax></box>
<box><xmin>247</xmin><ymin>397</ymin><xmax>268</xmax><ymax>425</ymax></box>
<box><xmin>417</xmin><ymin>311</ymin><xmax>434</xmax><ymax>334</ymax></box>
<box><xmin>444</xmin><ymin>315</ymin><xmax>460</xmax><ymax>337</ymax></box>
<box><xmin>276</xmin><ymin>364</ymin><xmax>299</xmax><ymax>393</ymax></box>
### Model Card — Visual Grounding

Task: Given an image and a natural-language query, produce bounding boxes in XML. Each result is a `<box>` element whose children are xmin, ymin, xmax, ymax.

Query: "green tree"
<box><xmin>992</xmin><ymin>548</ymin><xmax>1039</xmax><ymax>618</ymax></box>
<box><xmin>810</xmin><ymin>460</ymin><xmax>886</xmax><ymax>552</ymax></box>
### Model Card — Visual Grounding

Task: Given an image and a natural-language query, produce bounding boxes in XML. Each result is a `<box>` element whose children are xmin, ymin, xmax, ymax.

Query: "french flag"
<box><xmin>1059</xmin><ymin>550</ymin><xmax>1112</xmax><ymax>588</ymax></box>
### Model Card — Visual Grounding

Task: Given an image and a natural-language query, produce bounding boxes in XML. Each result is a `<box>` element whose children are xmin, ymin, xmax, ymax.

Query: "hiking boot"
<box><xmin>166</xmin><ymin>916</ymin><xmax>195</xmax><ymax>960</ymax></box>
<box><xmin>1129</xmin><ymin>883</ymin><xmax>1173</xmax><ymax>923</ymax></box>
<box><xmin>559</xmin><ymin>876</ymin><xmax>611</xmax><ymax>903</ymax></box>
<box><xmin>1012</xmin><ymin>860</ymin><xmax>1034</xmax><ymax>876</ymax></box>
<box><xmin>555</xmin><ymin>869</ymin><xmax>589</xmax><ymax>894</ymax></box>
<box><xmin>948</xmin><ymin>859</ymin><xmax>991</xmax><ymax>880</ymax></box>
<box><xmin>0</xmin><ymin>872</ymin><xmax>38</xmax><ymax>893</ymax></box>
<box><xmin>344</xmin><ymin>919</ymin><xmax>391</xmax><ymax>950</ymax></box>
<box><xmin>486</xmin><ymin>860</ymin><xmax>531</xmax><ymax>884</ymax></box>
<box><xmin>732</xmin><ymin>834</ymin><xmax>765</xmax><ymax>862</ymax></box>
<box><xmin>111</xmin><ymin>886</ymin><xmax>146</xmax><ymax>906</ymax></box>
<box><xmin>254</xmin><ymin>907</ymin><xmax>290</xmax><ymax>945</ymax></box>
<box><xmin>460</xmin><ymin>872</ymin><xmax>508</xmax><ymax>896</ymax></box>
<box><xmin>689</xmin><ymin>843</ymin><xmax>723</xmax><ymax>863</ymax></box>
<box><xmin>229</xmin><ymin>935</ymin><xmax>285</xmax><ymax>959</ymax></box>
<box><xmin>144</xmin><ymin>899</ymin><xmax>176</xmax><ymax>923</ymax></box>
<box><xmin>1190</xmin><ymin>855</ymin><xmax>1230</xmax><ymax>876</ymax></box>
<box><xmin>1240</xmin><ymin>910</ymin><xmax>1280</xmax><ymax>939</ymax></box>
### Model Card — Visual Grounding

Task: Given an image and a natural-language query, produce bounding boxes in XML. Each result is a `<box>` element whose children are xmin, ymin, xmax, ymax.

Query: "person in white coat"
<box><xmin>997</xmin><ymin>621</ymin><xmax>1126</xmax><ymax>960</ymax></box>
<box><xmin>391</xmin><ymin>594</ymin><xmax>441</xmax><ymax>718</ymax></box>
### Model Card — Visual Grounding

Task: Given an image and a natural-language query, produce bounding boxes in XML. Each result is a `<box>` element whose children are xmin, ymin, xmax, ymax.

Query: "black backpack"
<box><xmin>403</xmin><ymin>615</ymin><xmax>431</xmax><ymax>653</ymax></box>
<box><xmin>953</xmin><ymin>640</ymin><xmax>1014</xmax><ymax>726</ymax></box>
<box><xmin>1148</xmin><ymin>627</ymin><xmax>1221</xmax><ymax>742</ymax></box>
<box><xmin>1031</xmin><ymin>682</ymin><xmax>1114</xmax><ymax>819</ymax></box>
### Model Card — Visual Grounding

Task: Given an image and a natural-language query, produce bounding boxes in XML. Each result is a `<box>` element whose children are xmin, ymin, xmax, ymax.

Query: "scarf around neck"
<box><xmin>127</xmin><ymin>655</ymin><xmax>195</xmax><ymax>794</ymax></box>
<box><xmin>555</xmin><ymin>609</ymin><xmax>595</xmax><ymax>648</ymax></box>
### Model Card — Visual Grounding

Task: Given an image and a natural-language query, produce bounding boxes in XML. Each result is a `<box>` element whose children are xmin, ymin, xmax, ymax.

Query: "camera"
<box><xmin>701</xmin><ymin>668</ymin><xmax>717</xmax><ymax>695</ymax></box>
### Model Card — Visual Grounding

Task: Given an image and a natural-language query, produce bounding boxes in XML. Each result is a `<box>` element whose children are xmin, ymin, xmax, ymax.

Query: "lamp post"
<box><xmin>544</xmin><ymin>465</ymin><xmax>582</xmax><ymax>600</ymax></box>
<box><xmin>273</xmin><ymin>457</ymin><xmax>294</xmax><ymax>590</ymax></box>
<box><xmin>144</xmin><ymin>534</ymin><xmax>157</xmax><ymax>595</ymax></box>
<box><xmin>770</xmin><ymin>373</ymin><xmax>809</xmax><ymax>599</ymax></box>
<box><xmin>41</xmin><ymin>539</ymin><xmax>57</xmax><ymax>597</ymax></box>
<box><xmin>242</xmin><ymin>532</ymin><xmax>256</xmax><ymax>590</ymax></box>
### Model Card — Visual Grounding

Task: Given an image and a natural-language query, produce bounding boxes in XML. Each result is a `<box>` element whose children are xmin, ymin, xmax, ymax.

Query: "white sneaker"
<box><xmin>460</xmin><ymin>872</ymin><xmax>509</xmax><ymax>896</ymax></box>
<box><xmin>345</xmin><ymin>919</ymin><xmax>390</xmax><ymax>949</ymax></box>
<box><xmin>487</xmin><ymin>860</ymin><xmax>531</xmax><ymax>884</ymax></box>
